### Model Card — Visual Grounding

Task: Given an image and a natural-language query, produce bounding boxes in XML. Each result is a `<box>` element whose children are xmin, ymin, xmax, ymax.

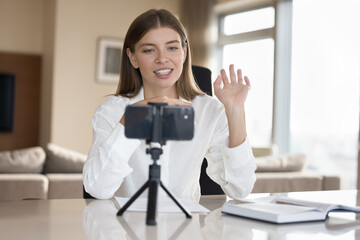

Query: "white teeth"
<box><xmin>155</xmin><ymin>69</ymin><xmax>172</xmax><ymax>75</ymax></box>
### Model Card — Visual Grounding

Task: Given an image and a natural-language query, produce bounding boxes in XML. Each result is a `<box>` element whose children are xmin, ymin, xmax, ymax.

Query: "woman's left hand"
<box><xmin>213</xmin><ymin>64</ymin><xmax>251</xmax><ymax>147</ymax></box>
<box><xmin>213</xmin><ymin>64</ymin><xmax>251</xmax><ymax>111</ymax></box>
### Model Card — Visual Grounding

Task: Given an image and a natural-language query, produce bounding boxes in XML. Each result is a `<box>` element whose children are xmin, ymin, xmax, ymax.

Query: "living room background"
<box><xmin>1</xmin><ymin>0</ymin><xmax>359</xmax><ymax>189</ymax></box>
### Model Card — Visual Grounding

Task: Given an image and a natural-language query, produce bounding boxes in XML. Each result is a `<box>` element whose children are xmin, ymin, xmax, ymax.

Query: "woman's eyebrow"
<box><xmin>138</xmin><ymin>43</ymin><xmax>155</xmax><ymax>48</ymax></box>
<box><xmin>138</xmin><ymin>40</ymin><xmax>180</xmax><ymax>48</ymax></box>
<box><xmin>166</xmin><ymin>40</ymin><xmax>181</xmax><ymax>45</ymax></box>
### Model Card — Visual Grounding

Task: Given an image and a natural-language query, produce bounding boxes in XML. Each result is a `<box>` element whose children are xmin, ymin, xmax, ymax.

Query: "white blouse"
<box><xmin>83</xmin><ymin>89</ymin><xmax>256</xmax><ymax>202</ymax></box>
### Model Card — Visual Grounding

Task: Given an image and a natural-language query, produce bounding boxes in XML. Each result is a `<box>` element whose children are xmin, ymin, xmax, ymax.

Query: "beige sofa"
<box><xmin>251</xmin><ymin>147</ymin><xmax>340</xmax><ymax>193</ymax></box>
<box><xmin>0</xmin><ymin>145</ymin><xmax>340</xmax><ymax>201</ymax></box>
<box><xmin>0</xmin><ymin>144</ymin><xmax>85</xmax><ymax>201</ymax></box>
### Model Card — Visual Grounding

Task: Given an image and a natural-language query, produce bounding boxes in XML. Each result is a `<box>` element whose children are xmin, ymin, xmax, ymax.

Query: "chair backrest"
<box><xmin>191</xmin><ymin>65</ymin><xmax>224</xmax><ymax>195</ymax></box>
<box><xmin>83</xmin><ymin>65</ymin><xmax>223</xmax><ymax>199</ymax></box>
<box><xmin>191</xmin><ymin>65</ymin><xmax>212</xmax><ymax>96</ymax></box>
<box><xmin>83</xmin><ymin>186</ymin><xmax>93</xmax><ymax>199</ymax></box>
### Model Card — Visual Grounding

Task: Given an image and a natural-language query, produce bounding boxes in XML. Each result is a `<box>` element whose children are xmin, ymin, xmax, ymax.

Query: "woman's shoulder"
<box><xmin>95</xmin><ymin>95</ymin><xmax>129</xmax><ymax>112</ymax></box>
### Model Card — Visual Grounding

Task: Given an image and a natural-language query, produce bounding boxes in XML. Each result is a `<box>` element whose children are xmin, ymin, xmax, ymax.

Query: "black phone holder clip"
<box><xmin>117</xmin><ymin>102</ymin><xmax>192</xmax><ymax>225</ymax></box>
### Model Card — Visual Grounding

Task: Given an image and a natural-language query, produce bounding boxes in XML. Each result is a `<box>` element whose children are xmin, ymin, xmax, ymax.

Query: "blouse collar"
<box><xmin>128</xmin><ymin>87</ymin><xmax>192</xmax><ymax>104</ymax></box>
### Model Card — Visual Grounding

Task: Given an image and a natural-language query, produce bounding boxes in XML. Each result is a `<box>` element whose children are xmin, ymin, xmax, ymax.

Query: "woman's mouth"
<box><xmin>154</xmin><ymin>68</ymin><xmax>173</xmax><ymax>78</ymax></box>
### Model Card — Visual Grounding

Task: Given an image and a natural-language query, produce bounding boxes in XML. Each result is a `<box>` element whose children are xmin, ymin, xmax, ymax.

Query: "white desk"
<box><xmin>0</xmin><ymin>190</ymin><xmax>360</xmax><ymax>239</ymax></box>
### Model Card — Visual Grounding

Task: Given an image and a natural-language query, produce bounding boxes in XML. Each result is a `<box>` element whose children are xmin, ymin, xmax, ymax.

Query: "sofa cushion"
<box><xmin>0</xmin><ymin>174</ymin><xmax>48</xmax><ymax>201</ymax></box>
<box><xmin>255</xmin><ymin>153</ymin><xmax>306</xmax><ymax>172</ymax></box>
<box><xmin>46</xmin><ymin>173</ymin><xmax>83</xmax><ymax>199</ymax></box>
<box><xmin>44</xmin><ymin>143</ymin><xmax>87</xmax><ymax>173</ymax></box>
<box><xmin>0</xmin><ymin>147</ymin><xmax>46</xmax><ymax>173</ymax></box>
<box><xmin>252</xmin><ymin>147</ymin><xmax>276</xmax><ymax>158</ymax></box>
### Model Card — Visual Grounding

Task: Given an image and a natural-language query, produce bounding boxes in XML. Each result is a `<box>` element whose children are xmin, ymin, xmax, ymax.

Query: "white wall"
<box><xmin>51</xmin><ymin>0</ymin><xmax>180</xmax><ymax>153</ymax></box>
<box><xmin>0</xmin><ymin>0</ymin><xmax>43</xmax><ymax>53</ymax></box>
<box><xmin>0</xmin><ymin>0</ymin><xmax>181</xmax><ymax>154</ymax></box>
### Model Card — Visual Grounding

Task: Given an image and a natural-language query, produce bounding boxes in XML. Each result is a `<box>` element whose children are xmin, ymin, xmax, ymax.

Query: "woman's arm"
<box><xmin>204</xmin><ymin>104</ymin><xmax>256</xmax><ymax>200</ymax></box>
<box><xmin>83</xmin><ymin>98</ymin><xmax>140</xmax><ymax>199</ymax></box>
<box><xmin>213</xmin><ymin>64</ymin><xmax>251</xmax><ymax>148</ymax></box>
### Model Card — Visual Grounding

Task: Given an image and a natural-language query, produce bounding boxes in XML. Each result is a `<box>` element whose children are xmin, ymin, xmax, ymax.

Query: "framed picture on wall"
<box><xmin>96</xmin><ymin>37</ymin><xmax>123</xmax><ymax>84</ymax></box>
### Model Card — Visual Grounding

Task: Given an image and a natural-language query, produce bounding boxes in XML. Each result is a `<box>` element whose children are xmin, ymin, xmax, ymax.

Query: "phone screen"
<box><xmin>124</xmin><ymin>105</ymin><xmax>194</xmax><ymax>141</ymax></box>
<box><xmin>124</xmin><ymin>105</ymin><xmax>153</xmax><ymax>139</ymax></box>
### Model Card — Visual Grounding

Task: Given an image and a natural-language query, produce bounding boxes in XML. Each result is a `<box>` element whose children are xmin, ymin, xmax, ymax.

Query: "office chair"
<box><xmin>83</xmin><ymin>65</ymin><xmax>224</xmax><ymax>198</ymax></box>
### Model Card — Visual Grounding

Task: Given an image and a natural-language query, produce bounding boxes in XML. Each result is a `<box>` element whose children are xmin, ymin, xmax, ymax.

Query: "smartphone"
<box><xmin>124</xmin><ymin>104</ymin><xmax>194</xmax><ymax>141</ymax></box>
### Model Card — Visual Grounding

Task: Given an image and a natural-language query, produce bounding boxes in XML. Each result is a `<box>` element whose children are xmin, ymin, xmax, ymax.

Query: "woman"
<box><xmin>83</xmin><ymin>9</ymin><xmax>256</xmax><ymax>202</ymax></box>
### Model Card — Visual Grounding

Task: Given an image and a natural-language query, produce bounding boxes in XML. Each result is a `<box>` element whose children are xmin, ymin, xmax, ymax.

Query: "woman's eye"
<box><xmin>168</xmin><ymin>47</ymin><xmax>178</xmax><ymax>51</ymax></box>
<box><xmin>143</xmin><ymin>49</ymin><xmax>154</xmax><ymax>53</ymax></box>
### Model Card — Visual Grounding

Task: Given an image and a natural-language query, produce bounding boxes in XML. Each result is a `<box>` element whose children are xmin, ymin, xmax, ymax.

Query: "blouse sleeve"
<box><xmin>204</xmin><ymin>107</ymin><xmax>257</xmax><ymax>200</ymax></box>
<box><xmin>83</xmin><ymin>97</ymin><xmax>141</xmax><ymax>199</ymax></box>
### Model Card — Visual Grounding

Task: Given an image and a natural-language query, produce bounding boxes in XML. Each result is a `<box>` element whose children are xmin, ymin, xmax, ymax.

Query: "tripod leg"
<box><xmin>160</xmin><ymin>181</ymin><xmax>192</xmax><ymax>218</ymax></box>
<box><xmin>146</xmin><ymin>178</ymin><xmax>159</xmax><ymax>225</ymax></box>
<box><xmin>117</xmin><ymin>180</ymin><xmax>149</xmax><ymax>216</ymax></box>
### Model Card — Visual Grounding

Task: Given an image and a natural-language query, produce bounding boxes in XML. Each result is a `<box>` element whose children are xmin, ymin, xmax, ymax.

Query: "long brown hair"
<box><xmin>115</xmin><ymin>9</ymin><xmax>204</xmax><ymax>100</ymax></box>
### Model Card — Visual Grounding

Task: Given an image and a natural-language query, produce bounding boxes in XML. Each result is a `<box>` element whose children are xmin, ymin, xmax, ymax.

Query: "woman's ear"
<box><xmin>183</xmin><ymin>45</ymin><xmax>187</xmax><ymax>64</ymax></box>
<box><xmin>126</xmin><ymin>48</ymin><xmax>139</xmax><ymax>69</ymax></box>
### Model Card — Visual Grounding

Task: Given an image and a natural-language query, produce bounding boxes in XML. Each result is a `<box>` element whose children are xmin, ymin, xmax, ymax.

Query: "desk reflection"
<box><xmin>82</xmin><ymin>199</ymin><xmax>203</xmax><ymax>239</ymax></box>
<box><xmin>82</xmin><ymin>199</ymin><xmax>360</xmax><ymax>240</ymax></box>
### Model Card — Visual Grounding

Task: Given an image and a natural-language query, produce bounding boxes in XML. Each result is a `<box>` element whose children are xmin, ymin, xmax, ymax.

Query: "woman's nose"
<box><xmin>155</xmin><ymin>51</ymin><xmax>168</xmax><ymax>63</ymax></box>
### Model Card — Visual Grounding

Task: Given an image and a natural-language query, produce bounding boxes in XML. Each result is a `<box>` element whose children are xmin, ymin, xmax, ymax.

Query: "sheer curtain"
<box><xmin>290</xmin><ymin>0</ymin><xmax>360</xmax><ymax>189</ymax></box>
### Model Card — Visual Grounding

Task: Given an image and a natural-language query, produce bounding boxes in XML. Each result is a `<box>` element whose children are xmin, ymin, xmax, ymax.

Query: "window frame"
<box><xmin>215</xmin><ymin>0</ymin><xmax>293</xmax><ymax>152</ymax></box>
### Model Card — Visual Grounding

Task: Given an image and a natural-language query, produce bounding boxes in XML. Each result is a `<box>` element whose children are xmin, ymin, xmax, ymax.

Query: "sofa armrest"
<box><xmin>253</xmin><ymin>172</ymin><xmax>341</xmax><ymax>193</ymax></box>
<box><xmin>253</xmin><ymin>172</ymin><xmax>323</xmax><ymax>193</ymax></box>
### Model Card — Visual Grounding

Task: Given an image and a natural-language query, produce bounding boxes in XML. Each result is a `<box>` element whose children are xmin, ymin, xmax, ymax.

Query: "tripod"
<box><xmin>117</xmin><ymin>103</ymin><xmax>192</xmax><ymax>225</ymax></box>
<box><xmin>116</xmin><ymin>144</ymin><xmax>192</xmax><ymax>225</ymax></box>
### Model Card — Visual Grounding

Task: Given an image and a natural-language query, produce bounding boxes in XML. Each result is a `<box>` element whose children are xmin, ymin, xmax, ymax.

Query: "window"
<box><xmin>223</xmin><ymin>7</ymin><xmax>275</xmax><ymax>35</ymax></box>
<box><xmin>217</xmin><ymin>0</ymin><xmax>360</xmax><ymax>189</ymax></box>
<box><xmin>217</xmin><ymin>5</ymin><xmax>276</xmax><ymax>147</ymax></box>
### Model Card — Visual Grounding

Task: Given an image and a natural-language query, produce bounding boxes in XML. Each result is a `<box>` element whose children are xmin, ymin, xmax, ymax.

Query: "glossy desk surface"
<box><xmin>1</xmin><ymin>190</ymin><xmax>360</xmax><ymax>239</ymax></box>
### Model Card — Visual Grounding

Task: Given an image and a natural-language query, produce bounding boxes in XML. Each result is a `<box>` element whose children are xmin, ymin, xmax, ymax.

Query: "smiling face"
<box><xmin>127</xmin><ymin>27</ymin><xmax>187</xmax><ymax>98</ymax></box>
